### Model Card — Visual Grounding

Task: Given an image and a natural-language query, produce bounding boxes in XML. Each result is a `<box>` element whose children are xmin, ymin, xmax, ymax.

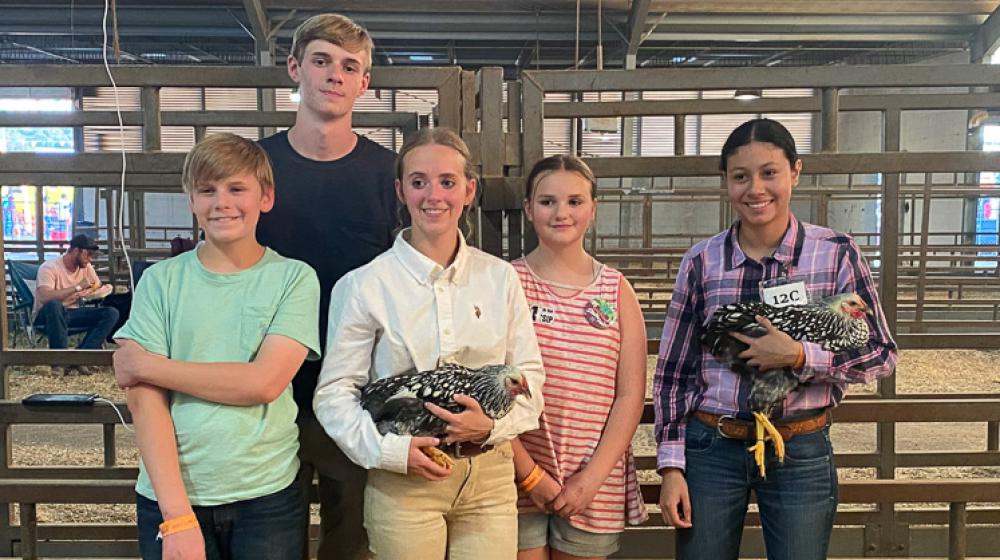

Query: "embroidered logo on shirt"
<box><xmin>474</xmin><ymin>305</ymin><xmax>482</xmax><ymax>319</ymax></box>
<box><xmin>530</xmin><ymin>305</ymin><xmax>556</xmax><ymax>324</ymax></box>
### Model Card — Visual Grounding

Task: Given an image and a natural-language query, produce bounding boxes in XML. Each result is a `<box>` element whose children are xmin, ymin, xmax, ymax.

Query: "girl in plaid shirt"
<box><xmin>654</xmin><ymin>118</ymin><xmax>896</xmax><ymax>560</ymax></box>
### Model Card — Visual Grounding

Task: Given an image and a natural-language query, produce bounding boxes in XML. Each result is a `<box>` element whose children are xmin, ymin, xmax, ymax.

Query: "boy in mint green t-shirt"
<box><xmin>113</xmin><ymin>133</ymin><xmax>320</xmax><ymax>560</ymax></box>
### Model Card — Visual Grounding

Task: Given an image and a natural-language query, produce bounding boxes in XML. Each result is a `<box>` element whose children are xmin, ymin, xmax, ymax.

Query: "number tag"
<box><xmin>761</xmin><ymin>281</ymin><xmax>809</xmax><ymax>308</ymax></box>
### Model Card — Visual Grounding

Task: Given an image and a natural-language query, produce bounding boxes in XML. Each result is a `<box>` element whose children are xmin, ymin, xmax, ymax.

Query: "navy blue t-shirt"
<box><xmin>258</xmin><ymin>131</ymin><xmax>397</xmax><ymax>418</ymax></box>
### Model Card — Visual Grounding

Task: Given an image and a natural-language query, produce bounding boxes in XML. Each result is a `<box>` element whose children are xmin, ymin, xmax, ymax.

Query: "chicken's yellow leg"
<box><xmin>421</xmin><ymin>446</ymin><xmax>455</xmax><ymax>469</ymax></box>
<box><xmin>746</xmin><ymin>416</ymin><xmax>767</xmax><ymax>478</ymax></box>
<box><xmin>754</xmin><ymin>411</ymin><xmax>786</xmax><ymax>464</ymax></box>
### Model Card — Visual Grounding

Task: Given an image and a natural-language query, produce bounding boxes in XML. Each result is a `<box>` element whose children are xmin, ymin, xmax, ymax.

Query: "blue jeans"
<box><xmin>677</xmin><ymin>418</ymin><xmax>838</xmax><ymax>560</ymax></box>
<box><xmin>33</xmin><ymin>299</ymin><xmax>118</xmax><ymax>349</ymax></box>
<box><xmin>136</xmin><ymin>482</ymin><xmax>307</xmax><ymax>560</ymax></box>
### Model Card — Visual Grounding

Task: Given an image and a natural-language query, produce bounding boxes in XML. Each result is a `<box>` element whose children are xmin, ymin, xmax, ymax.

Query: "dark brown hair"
<box><xmin>720</xmin><ymin>118</ymin><xmax>799</xmax><ymax>172</ymax></box>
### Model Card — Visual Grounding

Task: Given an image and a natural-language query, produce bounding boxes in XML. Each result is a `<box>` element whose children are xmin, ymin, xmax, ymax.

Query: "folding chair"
<box><xmin>6</xmin><ymin>260</ymin><xmax>87</xmax><ymax>348</ymax></box>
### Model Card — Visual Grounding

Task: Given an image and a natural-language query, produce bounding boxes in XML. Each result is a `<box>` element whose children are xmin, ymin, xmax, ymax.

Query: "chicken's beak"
<box><xmin>519</xmin><ymin>375</ymin><xmax>532</xmax><ymax>399</ymax></box>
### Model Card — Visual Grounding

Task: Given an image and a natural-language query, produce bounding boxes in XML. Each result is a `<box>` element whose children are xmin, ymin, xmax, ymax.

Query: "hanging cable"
<box><xmin>101</xmin><ymin>0</ymin><xmax>134</xmax><ymax>294</ymax></box>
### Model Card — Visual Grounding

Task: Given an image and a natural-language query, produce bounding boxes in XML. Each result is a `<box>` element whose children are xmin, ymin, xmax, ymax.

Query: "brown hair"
<box><xmin>291</xmin><ymin>13</ymin><xmax>374</xmax><ymax>73</ymax></box>
<box><xmin>524</xmin><ymin>154</ymin><xmax>598</xmax><ymax>201</ymax></box>
<box><xmin>181</xmin><ymin>133</ymin><xmax>274</xmax><ymax>195</ymax></box>
<box><xmin>394</xmin><ymin>127</ymin><xmax>478</xmax><ymax>238</ymax></box>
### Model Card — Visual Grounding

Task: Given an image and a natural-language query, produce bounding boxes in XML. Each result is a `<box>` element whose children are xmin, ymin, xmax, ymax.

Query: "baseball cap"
<box><xmin>69</xmin><ymin>234</ymin><xmax>100</xmax><ymax>252</ymax></box>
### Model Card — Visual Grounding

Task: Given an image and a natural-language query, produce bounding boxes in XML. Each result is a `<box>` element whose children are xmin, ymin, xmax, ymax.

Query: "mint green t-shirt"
<box><xmin>115</xmin><ymin>247</ymin><xmax>321</xmax><ymax>506</ymax></box>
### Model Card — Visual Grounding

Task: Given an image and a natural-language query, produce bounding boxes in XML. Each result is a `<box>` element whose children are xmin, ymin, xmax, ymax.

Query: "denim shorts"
<box><xmin>517</xmin><ymin>512</ymin><xmax>621</xmax><ymax>557</ymax></box>
<box><xmin>136</xmin><ymin>481</ymin><xmax>307</xmax><ymax>560</ymax></box>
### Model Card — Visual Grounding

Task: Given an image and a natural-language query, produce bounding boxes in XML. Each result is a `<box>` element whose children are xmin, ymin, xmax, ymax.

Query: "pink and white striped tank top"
<box><xmin>512</xmin><ymin>258</ymin><xmax>647</xmax><ymax>533</ymax></box>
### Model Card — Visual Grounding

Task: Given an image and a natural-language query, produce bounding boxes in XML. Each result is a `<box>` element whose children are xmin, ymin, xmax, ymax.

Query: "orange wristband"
<box><xmin>518</xmin><ymin>465</ymin><xmax>545</xmax><ymax>493</ymax></box>
<box><xmin>157</xmin><ymin>512</ymin><xmax>198</xmax><ymax>539</ymax></box>
<box><xmin>793</xmin><ymin>343</ymin><xmax>806</xmax><ymax>370</ymax></box>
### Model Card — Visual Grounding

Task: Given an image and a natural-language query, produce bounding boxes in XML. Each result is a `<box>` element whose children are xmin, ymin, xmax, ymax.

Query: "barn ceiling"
<box><xmin>0</xmin><ymin>1</ymin><xmax>997</xmax><ymax>76</ymax></box>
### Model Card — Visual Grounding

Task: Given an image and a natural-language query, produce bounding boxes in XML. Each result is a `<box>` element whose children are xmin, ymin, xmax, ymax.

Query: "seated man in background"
<box><xmin>32</xmin><ymin>233</ymin><xmax>118</xmax><ymax>371</ymax></box>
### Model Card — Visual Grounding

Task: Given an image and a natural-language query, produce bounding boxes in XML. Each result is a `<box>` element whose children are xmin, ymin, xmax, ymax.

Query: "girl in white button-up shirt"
<box><xmin>314</xmin><ymin>127</ymin><xmax>545</xmax><ymax>560</ymax></box>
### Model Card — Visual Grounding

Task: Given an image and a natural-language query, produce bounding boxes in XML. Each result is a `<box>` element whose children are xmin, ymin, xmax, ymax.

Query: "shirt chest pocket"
<box><xmin>240</xmin><ymin>305</ymin><xmax>275</xmax><ymax>358</ymax></box>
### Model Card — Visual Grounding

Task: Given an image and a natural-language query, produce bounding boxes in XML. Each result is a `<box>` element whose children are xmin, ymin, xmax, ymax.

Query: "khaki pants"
<box><xmin>298</xmin><ymin>417</ymin><xmax>370</xmax><ymax>560</ymax></box>
<box><xmin>364</xmin><ymin>442</ymin><xmax>517</xmax><ymax>560</ymax></box>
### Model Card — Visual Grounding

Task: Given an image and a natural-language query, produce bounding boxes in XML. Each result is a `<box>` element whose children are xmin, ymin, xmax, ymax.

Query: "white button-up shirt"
<box><xmin>314</xmin><ymin>230</ymin><xmax>545</xmax><ymax>474</ymax></box>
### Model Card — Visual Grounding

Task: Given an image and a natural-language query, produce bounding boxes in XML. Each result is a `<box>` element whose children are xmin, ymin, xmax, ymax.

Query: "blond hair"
<box><xmin>395</xmin><ymin>127</ymin><xmax>477</xmax><ymax>182</ymax></box>
<box><xmin>291</xmin><ymin>13</ymin><xmax>374</xmax><ymax>73</ymax></box>
<box><xmin>181</xmin><ymin>133</ymin><xmax>274</xmax><ymax>195</ymax></box>
<box><xmin>394</xmin><ymin>127</ymin><xmax>478</xmax><ymax>239</ymax></box>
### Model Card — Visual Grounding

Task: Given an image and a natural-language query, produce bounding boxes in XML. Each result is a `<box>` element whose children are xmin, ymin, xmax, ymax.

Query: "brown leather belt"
<box><xmin>692</xmin><ymin>410</ymin><xmax>830</xmax><ymax>442</ymax></box>
<box><xmin>442</xmin><ymin>441</ymin><xmax>495</xmax><ymax>459</ymax></box>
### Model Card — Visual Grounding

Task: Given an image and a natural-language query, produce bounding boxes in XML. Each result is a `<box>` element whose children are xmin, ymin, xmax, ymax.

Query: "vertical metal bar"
<box><xmin>481</xmin><ymin>210</ymin><xmax>504</xmax><ymax>258</ymax></box>
<box><xmin>34</xmin><ymin>186</ymin><xmax>44</xmax><ymax>262</ymax></box>
<box><xmin>19</xmin><ymin>502</ymin><xmax>37</xmax><ymax>560</ymax></box>
<box><xmin>105</xmin><ymin>188</ymin><xmax>118</xmax><ymax>286</ymax></box>
<box><xmin>0</xmin><ymin>358</ymin><xmax>11</xmax><ymax>555</ymax></box>
<box><xmin>816</xmin><ymin>193</ymin><xmax>829</xmax><ymax>227</ymax></box>
<box><xmin>873</xmin><ymin>107</ymin><xmax>902</xmax><ymax>558</ymax></box>
<box><xmin>521</xmin><ymin>74</ymin><xmax>544</xmax><ymax>177</ymax></box>
<box><xmin>880</xmin><ymin>108</ymin><xmax>900</xmax><ymax>396</ymax></box>
<box><xmin>479</xmin><ymin>68</ymin><xmax>506</xmax><ymax>258</ymax></box>
<box><xmin>987</xmin><ymin>421</ymin><xmax>999</xmax><ymax>451</ymax></box>
<box><xmin>520</xmin><ymin>74</ymin><xmax>544</xmax><ymax>255</ymax></box>
<box><xmin>674</xmin><ymin>115</ymin><xmax>685</xmax><ymax>156</ymax></box>
<box><xmin>0</xmin><ymin>215</ymin><xmax>14</xmax><ymax>555</ymax></box>
<box><xmin>103</xmin><ymin>423</ymin><xmax>117</xmax><ymax>467</ymax></box>
<box><xmin>133</xmin><ymin>193</ymin><xmax>147</xmax><ymax>251</ymax></box>
<box><xmin>436</xmin><ymin>68</ymin><xmax>462</xmax><ymax>130</ymax></box>
<box><xmin>821</xmin><ymin>87</ymin><xmax>839</xmax><ymax>152</ymax></box>
<box><xmin>914</xmin><ymin>176</ymin><xmax>933</xmax><ymax>333</ymax></box>
<box><xmin>642</xmin><ymin>195</ymin><xmax>653</xmax><ymax>249</ymax></box>
<box><xmin>949</xmin><ymin>502</ymin><xmax>967</xmax><ymax>560</ymax></box>
<box><xmin>1</xmin><ymin>216</ymin><xmax>10</xmax><ymax>354</ymax></box>
<box><xmin>140</xmin><ymin>86</ymin><xmax>162</xmax><ymax>152</ymax></box>
<box><xmin>506</xmin><ymin>80</ymin><xmax>523</xmax><ymax>173</ymax></box>
<box><xmin>460</xmin><ymin>70</ymin><xmax>477</xmax><ymax>137</ymax></box>
<box><xmin>509</xmin><ymin>211</ymin><xmax>524</xmax><ymax>259</ymax></box>
<box><xmin>480</xmin><ymin>69</ymin><xmax>504</xmax><ymax>183</ymax></box>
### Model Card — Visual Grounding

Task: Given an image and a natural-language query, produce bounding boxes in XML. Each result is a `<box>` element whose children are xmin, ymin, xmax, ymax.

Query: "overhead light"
<box><xmin>734</xmin><ymin>88</ymin><xmax>762</xmax><ymax>101</ymax></box>
<box><xmin>408</xmin><ymin>55</ymin><xmax>434</xmax><ymax>62</ymax></box>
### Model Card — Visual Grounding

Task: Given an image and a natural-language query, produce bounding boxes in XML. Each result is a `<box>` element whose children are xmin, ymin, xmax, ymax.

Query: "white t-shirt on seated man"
<box><xmin>31</xmin><ymin>233</ymin><xmax>118</xmax><ymax>354</ymax></box>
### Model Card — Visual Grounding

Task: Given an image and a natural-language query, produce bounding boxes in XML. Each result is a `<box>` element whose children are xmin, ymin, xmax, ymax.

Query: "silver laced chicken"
<box><xmin>361</xmin><ymin>363</ymin><xmax>532</xmax><ymax>469</ymax></box>
<box><xmin>701</xmin><ymin>292</ymin><xmax>871</xmax><ymax>477</ymax></box>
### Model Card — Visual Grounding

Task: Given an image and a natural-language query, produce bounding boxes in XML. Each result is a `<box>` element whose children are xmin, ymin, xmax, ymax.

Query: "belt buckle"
<box><xmin>716</xmin><ymin>414</ymin><xmax>737</xmax><ymax>439</ymax></box>
<box><xmin>444</xmin><ymin>442</ymin><xmax>464</xmax><ymax>458</ymax></box>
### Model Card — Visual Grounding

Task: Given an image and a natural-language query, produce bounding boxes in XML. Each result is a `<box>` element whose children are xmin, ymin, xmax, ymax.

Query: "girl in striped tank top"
<box><xmin>512</xmin><ymin>155</ymin><xmax>648</xmax><ymax>560</ymax></box>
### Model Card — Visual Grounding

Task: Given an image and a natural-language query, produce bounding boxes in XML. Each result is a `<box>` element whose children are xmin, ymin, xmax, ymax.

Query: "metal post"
<box><xmin>19</xmin><ymin>502</ymin><xmax>37</xmax><ymax>560</ymax></box>
<box><xmin>913</xmin><ymin>177</ymin><xmax>933</xmax><ymax>333</ymax></box>
<box><xmin>0</xmin><ymin>285</ymin><xmax>10</xmax><ymax>556</ymax></box>
<box><xmin>520</xmin><ymin>74</ymin><xmax>544</xmax><ymax>255</ymax></box>
<box><xmin>948</xmin><ymin>502</ymin><xmax>967</xmax><ymax>560</ymax></box>
<box><xmin>873</xmin><ymin>108</ymin><xmax>901</xmax><ymax>557</ymax></box>
<box><xmin>821</xmin><ymin>87</ymin><xmax>839</xmax><ymax>152</ymax></box>
<box><xmin>880</xmin><ymin>108</ymin><xmax>901</xmax><ymax>395</ymax></box>
<box><xmin>140</xmin><ymin>86</ymin><xmax>161</xmax><ymax>152</ymax></box>
<box><xmin>103</xmin><ymin>423</ymin><xmax>117</xmax><ymax>467</ymax></box>
<box><xmin>478</xmin><ymin>68</ymin><xmax>505</xmax><ymax>257</ymax></box>
<box><xmin>436</xmin><ymin>69</ymin><xmax>462</xmax><ymax>131</ymax></box>
<box><xmin>674</xmin><ymin>115</ymin><xmax>686</xmax><ymax>156</ymax></box>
